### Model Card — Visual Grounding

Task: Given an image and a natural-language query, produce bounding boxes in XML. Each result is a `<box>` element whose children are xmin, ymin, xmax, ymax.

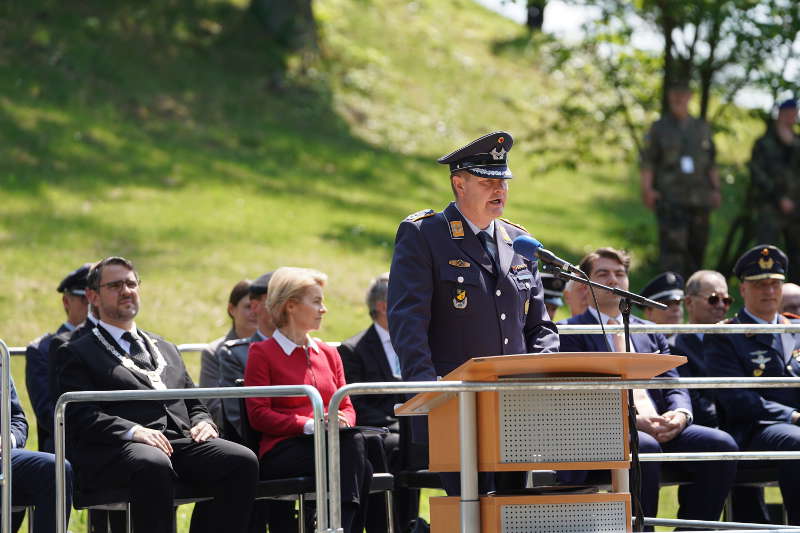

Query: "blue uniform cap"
<box><xmin>639</xmin><ymin>271</ymin><xmax>684</xmax><ymax>305</ymax></box>
<box><xmin>438</xmin><ymin>131</ymin><xmax>514</xmax><ymax>179</ymax></box>
<box><xmin>249</xmin><ymin>271</ymin><xmax>274</xmax><ymax>297</ymax></box>
<box><xmin>779</xmin><ymin>99</ymin><xmax>797</xmax><ymax>111</ymax></box>
<box><xmin>540</xmin><ymin>272</ymin><xmax>565</xmax><ymax>307</ymax></box>
<box><xmin>734</xmin><ymin>245</ymin><xmax>788</xmax><ymax>281</ymax></box>
<box><xmin>57</xmin><ymin>263</ymin><xmax>92</xmax><ymax>295</ymax></box>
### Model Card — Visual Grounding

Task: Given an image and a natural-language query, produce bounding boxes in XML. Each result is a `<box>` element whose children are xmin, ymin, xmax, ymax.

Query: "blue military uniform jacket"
<box><xmin>25</xmin><ymin>323</ymin><xmax>71</xmax><ymax>452</ymax></box>
<box><xmin>704</xmin><ymin>309</ymin><xmax>800</xmax><ymax>446</ymax></box>
<box><xmin>559</xmin><ymin>310</ymin><xmax>691</xmax><ymax>415</ymax></box>
<box><xmin>388</xmin><ymin>202</ymin><xmax>559</xmax><ymax>383</ymax></box>
<box><xmin>670</xmin><ymin>333</ymin><xmax>718</xmax><ymax>427</ymax></box>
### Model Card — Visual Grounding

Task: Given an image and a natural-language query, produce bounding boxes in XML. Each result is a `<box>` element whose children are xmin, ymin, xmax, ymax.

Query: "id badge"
<box><xmin>680</xmin><ymin>155</ymin><xmax>695</xmax><ymax>174</ymax></box>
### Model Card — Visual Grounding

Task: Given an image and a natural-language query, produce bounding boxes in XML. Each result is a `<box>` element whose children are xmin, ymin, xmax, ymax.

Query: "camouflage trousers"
<box><xmin>755</xmin><ymin>206</ymin><xmax>800</xmax><ymax>284</ymax></box>
<box><xmin>655</xmin><ymin>202</ymin><xmax>710</xmax><ymax>279</ymax></box>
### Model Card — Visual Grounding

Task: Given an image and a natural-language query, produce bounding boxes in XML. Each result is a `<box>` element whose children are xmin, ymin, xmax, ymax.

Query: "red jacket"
<box><xmin>244</xmin><ymin>336</ymin><xmax>356</xmax><ymax>457</ymax></box>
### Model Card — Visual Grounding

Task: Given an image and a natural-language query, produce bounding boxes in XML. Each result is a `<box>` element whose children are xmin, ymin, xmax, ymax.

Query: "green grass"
<box><xmin>0</xmin><ymin>0</ymin><xmax>778</xmax><ymax>530</ymax></box>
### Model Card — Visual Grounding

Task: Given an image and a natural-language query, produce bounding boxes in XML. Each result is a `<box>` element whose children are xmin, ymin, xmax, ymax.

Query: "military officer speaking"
<box><xmin>705</xmin><ymin>245</ymin><xmax>800</xmax><ymax>524</ymax></box>
<box><xmin>387</xmin><ymin>131</ymin><xmax>560</xmax><ymax>493</ymax></box>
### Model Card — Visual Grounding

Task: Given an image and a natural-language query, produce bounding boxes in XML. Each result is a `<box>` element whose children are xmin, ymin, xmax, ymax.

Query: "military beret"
<box><xmin>57</xmin><ymin>263</ymin><xmax>92</xmax><ymax>295</ymax></box>
<box><xmin>734</xmin><ymin>244</ymin><xmax>788</xmax><ymax>281</ymax></box>
<box><xmin>249</xmin><ymin>271</ymin><xmax>274</xmax><ymax>297</ymax></box>
<box><xmin>540</xmin><ymin>272</ymin><xmax>565</xmax><ymax>307</ymax></box>
<box><xmin>640</xmin><ymin>271</ymin><xmax>684</xmax><ymax>304</ymax></box>
<box><xmin>438</xmin><ymin>131</ymin><xmax>514</xmax><ymax>179</ymax></box>
<box><xmin>779</xmin><ymin>98</ymin><xmax>797</xmax><ymax>111</ymax></box>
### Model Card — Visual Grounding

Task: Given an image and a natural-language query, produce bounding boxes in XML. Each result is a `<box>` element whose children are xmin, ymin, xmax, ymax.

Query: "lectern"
<box><xmin>395</xmin><ymin>352</ymin><xmax>685</xmax><ymax>533</ymax></box>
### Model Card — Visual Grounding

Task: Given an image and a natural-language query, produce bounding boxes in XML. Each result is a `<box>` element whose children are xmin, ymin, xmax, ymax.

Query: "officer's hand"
<box><xmin>710</xmin><ymin>190</ymin><xmax>722</xmax><ymax>209</ymax></box>
<box><xmin>653</xmin><ymin>411</ymin><xmax>687</xmax><ymax>443</ymax></box>
<box><xmin>190</xmin><ymin>421</ymin><xmax>218</xmax><ymax>443</ymax></box>
<box><xmin>781</xmin><ymin>197</ymin><xmax>795</xmax><ymax>215</ymax></box>
<box><xmin>641</xmin><ymin>188</ymin><xmax>660</xmax><ymax>210</ymax></box>
<box><xmin>635</xmin><ymin>414</ymin><xmax>666</xmax><ymax>435</ymax></box>
<box><xmin>132</xmin><ymin>427</ymin><xmax>173</xmax><ymax>456</ymax></box>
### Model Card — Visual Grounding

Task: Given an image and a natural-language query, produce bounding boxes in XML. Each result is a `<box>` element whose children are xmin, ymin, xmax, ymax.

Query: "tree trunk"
<box><xmin>250</xmin><ymin>0</ymin><xmax>317</xmax><ymax>51</ymax></box>
<box><xmin>658</xmin><ymin>1</ymin><xmax>676</xmax><ymax>116</ymax></box>
<box><xmin>526</xmin><ymin>1</ymin><xmax>547</xmax><ymax>32</ymax></box>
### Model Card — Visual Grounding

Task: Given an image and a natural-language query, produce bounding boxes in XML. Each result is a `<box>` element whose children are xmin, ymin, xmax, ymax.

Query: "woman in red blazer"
<box><xmin>244</xmin><ymin>267</ymin><xmax>372</xmax><ymax>533</ymax></box>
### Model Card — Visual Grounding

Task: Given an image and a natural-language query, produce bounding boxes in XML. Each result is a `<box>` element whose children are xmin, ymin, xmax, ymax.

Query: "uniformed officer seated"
<box><xmin>706</xmin><ymin>245</ymin><xmax>800</xmax><ymax>524</ymax></box>
<box><xmin>638</xmin><ymin>271</ymin><xmax>685</xmax><ymax>331</ymax></box>
<box><xmin>540</xmin><ymin>272</ymin><xmax>566</xmax><ymax>320</ymax></box>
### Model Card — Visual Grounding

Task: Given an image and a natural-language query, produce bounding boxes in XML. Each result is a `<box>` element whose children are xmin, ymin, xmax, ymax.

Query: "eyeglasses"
<box><xmin>702</xmin><ymin>292</ymin><xmax>732</xmax><ymax>306</ymax></box>
<box><xmin>97</xmin><ymin>279</ymin><xmax>140</xmax><ymax>292</ymax></box>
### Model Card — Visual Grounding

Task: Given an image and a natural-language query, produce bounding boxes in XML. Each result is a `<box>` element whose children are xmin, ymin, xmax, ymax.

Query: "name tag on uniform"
<box><xmin>680</xmin><ymin>155</ymin><xmax>694</xmax><ymax>174</ymax></box>
<box><xmin>516</xmin><ymin>272</ymin><xmax>533</xmax><ymax>281</ymax></box>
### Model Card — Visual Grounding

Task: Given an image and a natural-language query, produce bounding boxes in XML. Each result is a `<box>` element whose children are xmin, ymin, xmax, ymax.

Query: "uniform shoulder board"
<box><xmin>499</xmin><ymin>217</ymin><xmax>527</xmax><ymax>232</ymax></box>
<box><xmin>405</xmin><ymin>209</ymin><xmax>436</xmax><ymax>222</ymax></box>
<box><xmin>224</xmin><ymin>337</ymin><xmax>250</xmax><ymax>348</ymax></box>
<box><xmin>783</xmin><ymin>312</ymin><xmax>800</xmax><ymax>320</ymax></box>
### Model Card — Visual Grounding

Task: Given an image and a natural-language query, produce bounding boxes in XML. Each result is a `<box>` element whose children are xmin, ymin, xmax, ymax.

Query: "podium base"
<box><xmin>429</xmin><ymin>493</ymin><xmax>631</xmax><ymax>532</ymax></box>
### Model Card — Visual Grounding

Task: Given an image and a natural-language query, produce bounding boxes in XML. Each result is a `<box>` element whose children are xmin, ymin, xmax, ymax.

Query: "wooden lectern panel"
<box><xmin>396</xmin><ymin>352</ymin><xmax>685</xmax><ymax>416</ymax></box>
<box><xmin>430</xmin><ymin>493</ymin><xmax>631</xmax><ymax>533</ymax></box>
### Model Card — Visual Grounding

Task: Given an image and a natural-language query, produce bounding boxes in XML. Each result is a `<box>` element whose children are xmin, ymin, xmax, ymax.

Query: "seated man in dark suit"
<box><xmin>4</xmin><ymin>375</ymin><xmax>73</xmax><ymax>533</ymax></box>
<box><xmin>559</xmin><ymin>247</ymin><xmax>737</xmax><ymax>526</ymax></box>
<box><xmin>706</xmin><ymin>245</ymin><xmax>800</xmax><ymax>524</ymax></box>
<box><xmin>338</xmin><ymin>272</ymin><xmax>420</xmax><ymax>532</ymax></box>
<box><xmin>57</xmin><ymin>256</ymin><xmax>259</xmax><ymax>533</ymax></box>
<box><xmin>670</xmin><ymin>270</ymin><xmax>732</xmax><ymax>427</ymax></box>
<box><xmin>25</xmin><ymin>263</ymin><xmax>91</xmax><ymax>453</ymax></box>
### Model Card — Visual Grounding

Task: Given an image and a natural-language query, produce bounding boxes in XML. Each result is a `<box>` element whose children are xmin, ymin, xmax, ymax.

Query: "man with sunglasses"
<box><xmin>706</xmin><ymin>245</ymin><xmax>800</xmax><ymax>524</ymax></box>
<box><xmin>669</xmin><ymin>270</ymin><xmax>733</xmax><ymax>428</ymax></box>
<box><xmin>56</xmin><ymin>256</ymin><xmax>259</xmax><ymax>533</ymax></box>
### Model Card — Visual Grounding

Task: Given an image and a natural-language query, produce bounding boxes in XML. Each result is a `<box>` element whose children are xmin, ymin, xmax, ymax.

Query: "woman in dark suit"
<box><xmin>244</xmin><ymin>267</ymin><xmax>372</xmax><ymax>533</ymax></box>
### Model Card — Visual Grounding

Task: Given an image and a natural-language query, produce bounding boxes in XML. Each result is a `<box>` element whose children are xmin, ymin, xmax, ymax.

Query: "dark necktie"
<box><xmin>121</xmin><ymin>332</ymin><xmax>154</xmax><ymax>370</ymax></box>
<box><xmin>477</xmin><ymin>231</ymin><xmax>498</xmax><ymax>274</ymax></box>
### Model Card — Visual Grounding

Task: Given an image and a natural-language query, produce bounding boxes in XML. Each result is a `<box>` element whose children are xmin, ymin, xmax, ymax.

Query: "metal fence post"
<box><xmin>0</xmin><ymin>340</ymin><xmax>11</xmax><ymax>533</ymax></box>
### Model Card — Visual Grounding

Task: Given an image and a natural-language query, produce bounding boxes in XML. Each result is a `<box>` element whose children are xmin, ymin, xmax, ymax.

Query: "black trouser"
<box><xmin>364</xmin><ymin>431</ymin><xmax>421</xmax><ymax>533</ymax></box>
<box><xmin>89</xmin><ymin>438</ymin><xmax>258</xmax><ymax>533</ymax></box>
<box><xmin>259</xmin><ymin>429</ymin><xmax>373</xmax><ymax>533</ymax></box>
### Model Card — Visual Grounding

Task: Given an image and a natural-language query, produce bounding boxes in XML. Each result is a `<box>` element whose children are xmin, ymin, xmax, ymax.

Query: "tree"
<box><xmin>250</xmin><ymin>0</ymin><xmax>317</xmax><ymax>52</ymax></box>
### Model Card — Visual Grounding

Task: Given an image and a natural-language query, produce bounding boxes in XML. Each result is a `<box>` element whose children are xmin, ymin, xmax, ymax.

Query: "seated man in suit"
<box><xmin>339</xmin><ymin>272</ymin><xmax>420</xmax><ymax>532</ymax></box>
<box><xmin>57</xmin><ymin>256</ymin><xmax>259</xmax><ymax>533</ymax></box>
<box><xmin>25</xmin><ymin>263</ymin><xmax>91</xmax><ymax>453</ymax></box>
<box><xmin>706</xmin><ymin>245</ymin><xmax>800</xmax><ymax>524</ymax></box>
<box><xmin>559</xmin><ymin>247</ymin><xmax>737</xmax><ymax>526</ymax></box>
<box><xmin>782</xmin><ymin>282</ymin><xmax>800</xmax><ymax>315</ymax></box>
<box><xmin>4</xmin><ymin>375</ymin><xmax>73</xmax><ymax>533</ymax></box>
<box><xmin>670</xmin><ymin>270</ymin><xmax>732</xmax><ymax>427</ymax></box>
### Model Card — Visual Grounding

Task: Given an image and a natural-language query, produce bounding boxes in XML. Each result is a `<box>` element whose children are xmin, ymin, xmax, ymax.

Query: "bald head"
<box><xmin>782</xmin><ymin>283</ymin><xmax>800</xmax><ymax>315</ymax></box>
<box><xmin>684</xmin><ymin>270</ymin><xmax>731</xmax><ymax>324</ymax></box>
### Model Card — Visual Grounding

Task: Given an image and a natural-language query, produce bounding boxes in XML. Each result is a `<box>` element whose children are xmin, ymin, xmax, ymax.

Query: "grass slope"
<box><xmin>0</xmin><ymin>0</ymin><xmax>769</xmax><ymax>529</ymax></box>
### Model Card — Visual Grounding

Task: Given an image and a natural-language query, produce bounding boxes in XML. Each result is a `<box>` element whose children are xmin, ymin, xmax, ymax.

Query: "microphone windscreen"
<box><xmin>511</xmin><ymin>235</ymin><xmax>542</xmax><ymax>261</ymax></box>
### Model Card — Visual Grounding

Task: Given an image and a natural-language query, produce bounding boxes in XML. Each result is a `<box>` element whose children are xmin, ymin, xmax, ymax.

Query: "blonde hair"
<box><xmin>267</xmin><ymin>267</ymin><xmax>328</xmax><ymax>328</ymax></box>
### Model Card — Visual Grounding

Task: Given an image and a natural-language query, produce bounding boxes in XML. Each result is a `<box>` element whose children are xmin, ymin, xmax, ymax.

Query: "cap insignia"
<box><xmin>758</xmin><ymin>256</ymin><xmax>774</xmax><ymax>271</ymax></box>
<box><xmin>666</xmin><ymin>272</ymin><xmax>676</xmax><ymax>284</ymax></box>
<box><xmin>498</xmin><ymin>136</ymin><xmax>505</xmax><ymax>143</ymax></box>
<box><xmin>489</xmin><ymin>147</ymin><xmax>506</xmax><ymax>160</ymax></box>
<box><xmin>761</xmin><ymin>248</ymin><xmax>770</xmax><ymax>256</ymax></box>
<box><xmin>449</xmin><ymin>220</ymin><xmax>465</xmax><ymax>239</ymax></box>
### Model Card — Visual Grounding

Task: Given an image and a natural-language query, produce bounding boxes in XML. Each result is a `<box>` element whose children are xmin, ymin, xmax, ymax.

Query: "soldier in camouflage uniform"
<box><xmin>749</xmin><ymin>98</ymin><xmax>800</xmax><ymax>283</ymax></box>
<box><xmin>640</xmin><ymin>82</ymin><xmax>721</xmax><ymax>278</ymax></box>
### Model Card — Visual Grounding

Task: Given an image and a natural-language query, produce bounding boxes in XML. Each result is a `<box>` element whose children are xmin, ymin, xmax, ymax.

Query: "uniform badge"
<box><xmin>498</xmin><ymin>225</ymin><xmax>512</xmax><ymax>244</ymax></box>
<box><xmin>453</xmin><ymin>288</ymin><xmax>468</xmax><ymax>309</ymax></box>
<box><xmin>750</xmin><ymin>351</ymin><xmax>771</xmax><ymax>369</ymax></box>
<box><xmin>524</xmin><ymin>299</ymin><xmax>530</xmax><ymax>315</ymax></box>
<box><xmin>793</xmin><ymin>349</ymin><xmax>800</xmax><ymax>361</ymax></box>
<box><xmin>449</xmin><ymin>220</ymin><xmax>464</xmax><ymax>239</ymax></box>
<box><xmin>754</xmin><ymin>368</ymin><xmax>764</xmax><ymax>377</ymax></box>
<box><xmin>449</xmin><ymin>259</ymin><xmax>471</xmax><ymax>268</ymax></box>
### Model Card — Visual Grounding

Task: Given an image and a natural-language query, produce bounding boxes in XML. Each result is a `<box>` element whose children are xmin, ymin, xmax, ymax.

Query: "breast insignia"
<box><xmin>449</xmin><ymin>259</ymin><xmax>471</xmax><ymax>268</ymax></box>
<box><xmin>405</xmin><ymin>209</ymin><xmax>436</xmax><ymax>222</ymax></box>
<box><xmin>224</xmin><ymin>338</ymin><xmax>250</xmax><ymax>348</ymax></box>
<box><xmin>500</xmin><ymin>217</ymin><xmax>527</xmax><ymax>232</ymax></box>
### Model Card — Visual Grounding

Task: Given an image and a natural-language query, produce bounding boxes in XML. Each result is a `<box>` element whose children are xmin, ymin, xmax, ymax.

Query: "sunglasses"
<box><xmin>703</xmin><ymin>292</ymin><xmax>733</xmax><ymax>306</ymax></box>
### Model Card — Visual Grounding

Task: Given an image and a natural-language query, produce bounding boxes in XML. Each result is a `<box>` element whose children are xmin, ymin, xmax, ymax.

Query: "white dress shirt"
<box><xmin>374</xmin><ymin>323</ymin><xmax>401</xmax><ymax>378</ymax></box>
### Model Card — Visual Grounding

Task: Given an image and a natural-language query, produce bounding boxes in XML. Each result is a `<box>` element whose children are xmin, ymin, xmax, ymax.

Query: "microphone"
<box><xmin>512</xmin><ymin>235</ymin><xmax>584</xmax><ymax>275</ymax></box>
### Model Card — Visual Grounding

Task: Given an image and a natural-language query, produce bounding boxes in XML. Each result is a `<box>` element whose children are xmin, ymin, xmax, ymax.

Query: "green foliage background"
<box><xmin>0</xmin><ymin>0</ymin><xmax>776</xmax><ymax>529</ymax></box>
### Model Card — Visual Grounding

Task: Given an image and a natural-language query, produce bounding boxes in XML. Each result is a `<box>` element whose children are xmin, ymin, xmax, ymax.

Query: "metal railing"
<box><xmin>53</xmin><ymin>385</ymin><xmax>328</xmax><ymax>533</ymax></box>
<box><xmin>0</xmin><ymin>340</ymin><xmax>12</xmax><ymax>533</ymax></box>
<box><xmin>5</xmin><ymin>322</ymin><xmax>800</xmax><ymax>356</ymax></box>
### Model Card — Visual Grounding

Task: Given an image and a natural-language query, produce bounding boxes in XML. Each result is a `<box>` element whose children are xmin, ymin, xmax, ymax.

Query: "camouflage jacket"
<box><xmin>749</xmin><ymin>123</ymin><xmax>800</xmax><ymax>208</ymax></box>
<box><xmin>640</xmin><ymin>114</ymin><xmax>716</xmax><ymax>207</ymax></box>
